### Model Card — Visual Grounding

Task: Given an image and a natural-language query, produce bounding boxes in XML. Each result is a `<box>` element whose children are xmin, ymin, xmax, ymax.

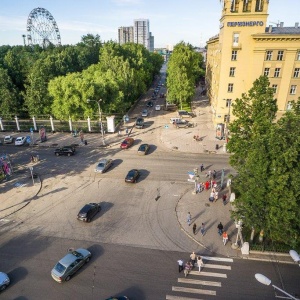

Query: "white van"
<box><xmin>170</xmin><ymin>117</ymin><xmax>182</xmax><ymax>124</ymax></box>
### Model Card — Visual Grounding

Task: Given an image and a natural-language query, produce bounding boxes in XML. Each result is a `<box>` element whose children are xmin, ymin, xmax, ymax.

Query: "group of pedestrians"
<box><xmin>178</xmin><ymin>252</ymin><xmax>204</xmax><ymax>277</ymax></box>
<box><xmin>217</xmin><ymin>222</ymin><xmax>229</xmax><ymax>245</ymax></box>
<box><xmin>187</xmin><ymin>213</ymin><xmax>206</xmax><ymax>237</ymax></box>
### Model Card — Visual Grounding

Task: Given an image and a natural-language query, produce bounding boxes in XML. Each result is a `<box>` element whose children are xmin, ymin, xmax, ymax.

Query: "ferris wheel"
<box><xmin>27</xmin><ymin>7</ymin><xmax>61</xmax><ymax>47</ymax></box>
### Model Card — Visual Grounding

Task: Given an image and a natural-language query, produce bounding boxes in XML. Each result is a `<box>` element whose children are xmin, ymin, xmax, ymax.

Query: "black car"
<box><xmin>135</xmin><ymin>117</ymin><xmax>144</xmax><ymax>129</ymax></box>
<box><xmin>54</xmin><ymin>147</ymin><xmax>75</xmax><ymax>156</ymax></box>
<box><xmin>137</xmin><ymin>144</ymin><xmax>150</xmax><ymax>155</ymax></box>
<box><xmin>77</xmin><ymin>203</ymin><xmax>101</xmax><ymax>222</ymax></box>
<box><xmin>125</xmin><ymin>169</ymin><xmax>140</xmax><ymax>183</ymax></box>
<box><xmin>146</xmin><ymin>101</ymin><xmax>153</xmax><ymax>107</ymax></box>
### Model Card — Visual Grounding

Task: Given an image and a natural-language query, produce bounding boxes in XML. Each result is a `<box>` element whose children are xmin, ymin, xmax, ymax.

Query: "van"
<box><xmin>170</xmin><ymin>117</ymin><xmax>182</xmax><ymax>124</ymax></box>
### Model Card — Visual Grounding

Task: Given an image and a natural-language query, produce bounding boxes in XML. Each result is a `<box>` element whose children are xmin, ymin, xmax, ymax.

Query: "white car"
<box><xmin>15</xmin><ymin>136</ymin><xmax>26</xmax><ymax>146</ymax></box>
<box><xmin>155</xmin><ymin>105</ymin><xmax>161</xmax><ymax>111</ymax></box>
<box><xmin>3</xmin><ymin>136</ymin><xmax>14</xmax><ymax>144</ymax></box>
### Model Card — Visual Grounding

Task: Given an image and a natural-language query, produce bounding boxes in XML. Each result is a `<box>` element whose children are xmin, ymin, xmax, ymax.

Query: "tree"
<box><xmin>228</xmin><ymin>76</ymin><xmax>300</xmax><ymax>248</ymax></box>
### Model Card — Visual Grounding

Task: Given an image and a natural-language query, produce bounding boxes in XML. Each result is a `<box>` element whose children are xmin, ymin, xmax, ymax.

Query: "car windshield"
<box><xmin>123</xmin><ymin>140</ymin><xmax>128</xmax><ymax>144</ymax></box>
<box><xmin>98</xmin><ymin>163</ymin><xmax>105</xmax><ymax>167</ymax></box>
<box><xmin>139</xmin><ymin>145</ymin><xmax>146</xmax><ymax>151</ymax></box>
<box><xmin>54</xmin><ymin>262</ymin><xmax>66</xmax><ymax>274</ymax></box>
<box><xmin>128</xmin><ymin>170</ymin><xmax>135</xmax><ymax>176</ymax></box>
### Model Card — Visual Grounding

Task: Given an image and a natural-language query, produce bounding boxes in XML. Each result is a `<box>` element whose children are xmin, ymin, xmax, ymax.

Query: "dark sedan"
<box><xmin>54</xmin><ymin>147</ymin><xmax>75</xmax><ymax>156</ymax></box>
<box><xmin>125</xmin><ymin>169</ymin><xmax>140</xmax><ymax>183</ymax></box>
<box><xmin>77</xmin><ymin>203</ymin><xmax>101</xmax><ymax>222</ymax></box>
<box><xmin>137</xmin><ymin>144</ymin><xmax>150</xmax><ymax>155</ymax></box>
<box><xmin>146</xmin><ymin>101</ymin><xmax>153</xmax><ymax>107</ymax></box>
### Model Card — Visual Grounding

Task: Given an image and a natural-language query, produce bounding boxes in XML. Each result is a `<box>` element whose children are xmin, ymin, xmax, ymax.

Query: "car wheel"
<box><xmin>85</xmin><ymin>257</ymin><xmax>90</xmax><ymax>263</ymax></box>
<box><xmin>55</xmin><ymin>153</ymin><xmax>59</xmax><ymax>156</ymax></box>
<box><xmin>67</xmin><ymin>153</ymin><xmax>71</xmax><ymax>156</ymax></box>
<box><xmin>65</xmin><ymin>276</ymin><xmax>71</xmax><ymax>281</ymax></box>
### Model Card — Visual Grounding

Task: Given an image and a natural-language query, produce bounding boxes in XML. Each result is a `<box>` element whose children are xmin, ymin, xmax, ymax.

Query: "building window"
<box><xmin>272</xmin><ymin>84</ymin><xmax>278</xmax><ymax>93</ymax></box>
<box><xmin>229</xmin><ymin>67</ymin><xmax>236</xmax><ymax>77</ymax></box>
<box><xmin>233</xmin><ymin>33</ymin><xmax>239</xmax><ymax>46</ymax></box>
<box><xmin>290</xmin><ymin>85</ymin><xmax>297</xmax><ymax>94</ymax></box>
<box><xmin>230</xmin><ymin>0</ymin><xmax>238</xmax><ymax>12</ymax></box>
<box><xmin>277</xmin><ymin>51</ymin><xmax>284</xmax><ymax>61</ymax></box>
<box><xmin>293</xmin><ymin>68</ymin><xmax>300</xmax><ymax>78</ymax></box>
<box><xmin>243</xmin><ymin>0</ymin><xmax>252</xmax><ymax>11</ymax></box>
<box><xmin>297</xmin><ymin>51</ymin><xmax>300</xmax><ymax>61</ymax></box>
<box><xmin>228</xmin><ymin>83</ymin><xmax>234</xmax><ymax>92</ymax></box>
<box><xmin>266</xmin><ymin>51</ymin><xmax>273</xmax><ymax>61</ymax></box>
<box><xmin>264</xmin><ymin>68</ymin><xmax>270</xmax><ymax>76</ymax></box>
<box><xmin>231</xmin><ymin>50</ymin><xmax>237</xmax><ymax>61</ymax></box>
<box><xmin>225</xmin><ymin>99</ymin><xmax>232</xmax><ymax>107</ymax></box>
<box><xmin>255</xmin><ymin>0</ymin><xmax>263</xmax><ymax>11</ymax></box>
<box><xmin>287</xmin><ymin>101</ymin><xmax>293</xmax><ymax>110</ymax></box>
<box><xmin>274</xmin><ymin>68</ymin><xmax>281</xmax><ymax>78</ymax></box>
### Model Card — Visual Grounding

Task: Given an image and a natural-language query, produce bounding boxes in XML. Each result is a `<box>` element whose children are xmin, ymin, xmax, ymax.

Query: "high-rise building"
<box><xmin>206</xmin><ymin>0</ymin><xmax>300</xmax><ymax>127</ymax></box>
<box><xmin>149</xmin><ymin>32</ymin><xmax>154</xmax><ymax>52</ymax></box>
<box><xmin>134</xmin><ymin>19</ymin><xmax>150</xmax><ymax>50</ymax></box>
<box><xmin>118</xmin><ymin>26</ymin><xmax>134</xmax><ymax>45</ymax></box>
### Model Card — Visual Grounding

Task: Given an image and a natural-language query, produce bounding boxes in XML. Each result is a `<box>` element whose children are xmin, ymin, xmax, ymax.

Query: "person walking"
<box><xmin>187</xmin><ymin>212</ymin><xmax>192</xmax><ymax>226</ymax></box>
<box><xmin>200</xmin><ymin>164</ymin><xmax>204</xmax><ymax>172</ymax></box>
<box><xmin>213</xmin><ymin>170</ymin><xmax>217</xmax><ymax>179</ymax></box>
<box><xmin>190</xmin><ymin>252</ymin><xmax>196</xmax><ymax>266</ymax></box>
<box><xmin>184</xmin><ymin>261</ymin><xmax>192</xmax><ymax>277</ymax></box>
<box><xmin>196</xmin><ymin>182</ymin><xmax>201</xmax><ymax>193</ymax></box>
<box><xmin>222</xmin><ymin>194</ymin><xmax>227</xmax><ymax>205</ymax></box>
<box><xmin>125</xmin><ymin>128</ymin><xmax>129</xmax><ymax>136</ymax></box>
<box><xmin>217</xmin><ymin>222</ymin><xmax>224</xmax><ymax>236</ymax></box>
<box><xmin>177</xmin><ymin>259</ymin><xmax>184</xmax><ymax>273</ymax></box>
<box><xmin>222</xmin><ymin>231</ymin><xmax>229</xmax><ymax>245</ymax></box>
<box><xmin>208</xmin><ymin>170</ymin><xmax>212</xmax><ymax>179</ymax></box>
<box><xmin>200</xmin><ymin>223</ymin><xmax>205</xmax><ymax>236</ymax></box>
<box><xmin>193</xmin><ymin>223</ymin><xmax>197</xmax><ymax>235</ymax></box>
<box><xmin>197</xmin><ymin>256</ymin><xmax>204</xmax><ymax>272</ymax></box>
<box><xmin>214</xmin><ymin>191</ymin><xmax>219</xmax><ymax>202</ymax></box>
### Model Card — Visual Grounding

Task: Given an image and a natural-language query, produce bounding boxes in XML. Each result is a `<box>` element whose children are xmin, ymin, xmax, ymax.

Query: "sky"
<box><xmin>1</xmin><ymin>0</ymin><xmax>300</xmax><ymax>48</ymax></box>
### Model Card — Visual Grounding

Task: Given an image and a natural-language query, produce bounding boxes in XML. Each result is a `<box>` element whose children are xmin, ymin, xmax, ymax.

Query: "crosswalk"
<box><xmin>166</xmin><ymin>256</ymin><xmax>233</xmax><ymax>300</ymax></box>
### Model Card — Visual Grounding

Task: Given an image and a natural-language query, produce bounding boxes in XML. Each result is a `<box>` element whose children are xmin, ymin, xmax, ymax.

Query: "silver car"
<box><xmin>3</xmin><ymin>136</ymin><xmax>13</xmax><ymax>144</ymax></box>
<box><xmin>51</xmin><ymin>248</ymin><xmax>91</xmax><ymax>283</ymax></box>
<box><xmin>0</xmin><ymin>272</ymin><xmax>10</xmax><ymax>291</ymax></box>
<box><xmin>94</xmin><ymin>158</ymin><xmax>113</xmax><ymax>173</ymax></box>
<box><xmin>141</xmin><ymin>109</ymin><xmax>148</xmax><ymax>117</ymax></box>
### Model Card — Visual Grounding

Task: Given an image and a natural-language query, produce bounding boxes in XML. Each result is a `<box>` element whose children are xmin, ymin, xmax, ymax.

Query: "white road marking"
<box><xmin>178</xmin><ymin>278</ymin><xmax>221</xmax><ymax>287</ymax></box>
<box><xmin>172</xmin><ymin>286</ymin><xmax>216</xmax><ymax>296</ymax></box>
<box><xmin>188</xmin><ymin>271</ymin><xmax>227</xmax><ymax>278</ymax></box>
<box><xmin>166</xmin><ymin>295</ymin><xmax>204</xmax><ymax>300</ymax></box>
<box><xmin>202</xmin><ymin>256</ymin><xmax>233</xmax><ymax>263</ymax></box>
<box><xmin>199</xmin><ymin>263</ymin><xmax>231</xmax><ymax>270</ymax></box>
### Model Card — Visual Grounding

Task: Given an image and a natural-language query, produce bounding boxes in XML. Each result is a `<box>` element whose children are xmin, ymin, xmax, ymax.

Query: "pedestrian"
<box><xmin>193</xmin><ymin>223</ymin><xmax>197</xmax><ymax>235</ymax></box>
<box><xmin>196</xmin><ymin>182</ymin><xmax>201</xmax><ymax>193</ymax></box>
<box><xmin>213</xmin><ymin>170</ymin><xmax>217</xmax><ymax>179</ymax></box>
<box><xmin>184</xmin><ymin>261</ymin><xmax>192</xmax><ymax>277</ymax></box>
<box><xmin>217</xmin><ymin>222</ymin><xmax>224</xmax><ymax>236</ymax></box>
<box><xmin>222</xmin><ymin>231</ymin><xmax>229</xmax><ymax>245</ymax></box>
<box><xmin>125</xmin><ymin>128</ymin><xmax>129</xmax><ymax>136</ymax></box>
<box><xmin>205</xmin><ymin>181</ymin><xmax>210</xmax><ymax>190</ymax></box>
<box><xmin>197</xmin><ymin>256</ymin><xmax>204</xmax><ymax>272</ymax></box>
<box><xmin>200</xmin><ymin>223</ymin><xmax>205</xmax><ymax>236</ymax></box>
<box><xmin>222</xmin><ymin>194</ymin><xmax>227</xmax><ymax>205</ymax></box>
<box><xmin>208</xmin><ymin>170</ymin><xmax>212</xmax><ymax>179</ymax></box>
<box><xmin>209</xmin><ymin>192</ymin><xmax>214</xmax><ymax>202</ymax></box>
<box><xmin>200</xmin><ymin>164</ymin><xmax>204</xmax><ymax>172</ymax></box>
<box><xmin>187</xmin><ymin>212</ymin><xmax>192</xmax><ymax>226</ymax></box>
<box><xmin>214</xmin><ymin>191</ymin><xmax>219</xmax><ymax>202</ymax></box>
<box><xmin>190</xmin><ymin>252</ymin><xmax>196</xmax><ymax>266</ymax></box>
<box><xmin>118</xmin><ymin>130</ymin><xmax>121</xmax><ymax>136</ymax></box>
<box><xmin>177</xmin><ymin>259</ymin><xmax>184</xmax><ymax>273</ymax></box>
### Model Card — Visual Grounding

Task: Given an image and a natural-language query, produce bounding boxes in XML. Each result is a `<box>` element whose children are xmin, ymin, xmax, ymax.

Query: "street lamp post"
<box><xmin>87</xmin><ymin>99</ymin><xmax>105</xmax><ymax>146</ymax></box>
<box><xmin>255</xmin><ymin>273</ymin><xmax>299</xmax><ymax>300</ymax></box>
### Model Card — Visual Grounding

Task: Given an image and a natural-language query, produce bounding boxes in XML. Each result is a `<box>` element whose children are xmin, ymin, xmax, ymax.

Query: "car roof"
<box><xmin>0</xmin><ymin>272</ymin><xmax>9</xmax><ymax>282</ymax></box>
<box><xmin>59</xmin><ymin>249</ymin><xmax>89</xmax><ymax>267</ymax></box>
<box><xmin>80</xmin><ymin>203</ymin><xmax>96</xmax><ymax>212</ymax></box>
<box><xmin>99</xmin><ymin>158</ymin><xmax>109</xmax><ymax>163</ymax></box>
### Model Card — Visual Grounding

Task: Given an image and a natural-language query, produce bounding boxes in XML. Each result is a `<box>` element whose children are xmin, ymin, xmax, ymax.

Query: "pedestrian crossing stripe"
<box><xmin>189</xmin><ymin>271</ymin><xmax>227</xmax><ymax>278</ymax></box>
<box><xmin>201</xmin><ymin>256</ymin><xmax>233</xmax><ymax>263</ymax></box>
<box><xmin>166</xmin><ymin>296</ymin><xmax>204</xmax><ymax>300</ymax></box>
<box><xmin>178</xmin><ymin>278</ymin><xmax>221</xmax><ymax>287</ymax></box>
<box><xmin>172</xmin><ymin>286</ymin><xmax>216</xmax><ymax>296</ymax></box>
<box><xmin>200</xmin><ymin>263</ymin><xmax>231</xmax><ymax>270</ymax></box>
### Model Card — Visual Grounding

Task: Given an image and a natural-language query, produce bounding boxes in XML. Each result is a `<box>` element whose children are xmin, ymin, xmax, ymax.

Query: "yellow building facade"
<box><xmin>206</xmin><ymin>0</ymin><xmax>300</xmax><ymax>131</ymax></box>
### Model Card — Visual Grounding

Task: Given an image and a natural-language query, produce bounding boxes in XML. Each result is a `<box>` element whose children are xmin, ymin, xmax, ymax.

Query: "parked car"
<box><xmin>14</xmin><ymin>136</ymin><xmax>26</xmax><ymax>146</ymax></box>
<box><xmin>54</xmin><ymin>147</ymin><xmax>75</xmax><ymax>156</ymax></box>
<box><xmin>125</xmin><ymin>169</ymin><xmax>140</xmax><ymax>183</ymax></box>
<box><xmin>77</xmin><ymin>203</ymin><xmax>101</xmax><ymax>222</ymax></box>
<box><xmin>146</xmin><ymin>101</ymin><xmax>153</xmax><ymax>107</ymax></box>
<box><xmin>178</xmin><ymin>110</ymin><xmax>194</xmax><ymax>118</ymax></box>
<box><xmin>141</xmin><ymin>109</ymin><xmax>148</xmax><ymax>117</ymax></box>
<box><xmin>120</xmin><ymin>137</ymin><xmax>134</xmax><ymax>149</ymax></box>
<box><xmin>94</xmin><ymin>158</ymin><xmax>113</xmax><ymax>173</ymax></box>
<box><xmin>135</xmin><ymin>117</ymin><xmax>144</xmax><ymax>129</ymax></box>
<box><xmin>3</xmin><ymin>136</ymin><xmax>13</xmax><ymax>144</ymax></box>
<box><xmin>138</xmin><ymin>144</ymin><xmax>150</xmax><ymax>155</ymax></box>
<box><xmin>175</xmin><ymin>120</ymin><xmax>193</xmax><ymax>128</ymax></box>
<box><xmin>51</xmin><ymin>248</ymin><xmax>91</xmax><ymax>283</ymax></box>
<box><xmin>155</xmin><ymin>105</ymin><xmax>161</xmax><ymax>111</ymax></box>
<box><xmin>0</xmin><ymin>272</ymin><xmax>10</xmax><ymax>291</ymax></box>
<box><xmin>64</xmin><ymin>145</ymin><xmax>76</xmax><ymax>153</ymax></box>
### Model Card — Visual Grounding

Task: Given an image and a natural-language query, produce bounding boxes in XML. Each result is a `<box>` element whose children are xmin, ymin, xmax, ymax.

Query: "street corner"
<box><xmin>0</xmin><ymin>174</ymin><xmax>42</xmax><ymax>219</ymax></box>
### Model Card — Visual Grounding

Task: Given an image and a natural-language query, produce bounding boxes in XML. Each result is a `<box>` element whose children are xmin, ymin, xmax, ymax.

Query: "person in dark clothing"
<box><xmin>193</xmin><ymin>223</ymin><xmax>197</xmax><ymax>235</ymax></box>
<box><xmin>217</xmin><ymin>222</ymin><xmax>224</xmax><ymax>236</ymax></box>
